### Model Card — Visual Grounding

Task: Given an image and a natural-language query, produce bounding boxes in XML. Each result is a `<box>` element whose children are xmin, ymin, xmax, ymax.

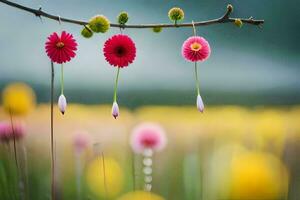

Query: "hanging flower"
<box><xmin>58</xmin><ymin>94</ymin><xmax>67</xmax><ymax>114</ymax></box>
<box><xmin>182</xmin><ymin>28</ymin><xmax>211</xmax><ymax>112</ymax></box>
<box><xmin>45</xmin><ymin>31</ymin><xmax>78</xmax><ymax>64</ymax></box>
<box><xmin>103</xmin><ymin>34</ymin><xmax>136</xmax><ymax>68</ymax></box>
<box><xmin>182</xmin><ymin>36</ymin><xmax>211</xmax><ymax>62</ymax></box>
<box><xmin>130</xmin><ymin>123</ymin><xmax>167</xmax><ymax>154</ymax></box>
<box><xmin>103</xmin><ymin>34</ymin><xmax>136</xmax><ymax>119</ymax></box>
<box><xmin>111</xmin><ymin>102</ymin><xmax>120</xmax><ymax>119</ymax></box>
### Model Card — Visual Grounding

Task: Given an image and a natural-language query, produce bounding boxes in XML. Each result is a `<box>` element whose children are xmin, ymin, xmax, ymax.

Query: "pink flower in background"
<box><xmin>45</xmin><ymin>31</ymin><xmax>78</xmax><ymax>64</ymax></box>
<box><xmin>130</xmin><ymin>123</ymin><xmax>167</xmax><ymax>154</ymax></box>
<box><xmin>11</xmin><ymin>121</ymin><xmax>26</xmax><ymax>140</ymax></box>
<box><xmin>0</xmin><ymin>121</ymin><xmax>26</xmax><ymax>142</ymax></box>
<box><xmin>103</xmin><ymin>34</ymin><xmax>136</xmax><ymax>68</ymax></box>
<box><xmin>73</xmin><ymin>131</ymin><xmax>91</xmax><ymax>153</ymax></box>
<box><xmin>0</xmin><ymin>121</ymin><xmax>11</xmax><ymax>142</ymax></box>
<box><xmin>182</xmin><ymin>36</ymin><xmax>211</xmax><ymax>62</ymax></box>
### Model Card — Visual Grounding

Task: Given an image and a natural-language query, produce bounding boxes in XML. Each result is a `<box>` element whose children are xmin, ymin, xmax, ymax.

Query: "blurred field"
<box><xmin>1</xmin><ymin>104</ymin><xmax>300</xmax><ymax>200</ymax></box>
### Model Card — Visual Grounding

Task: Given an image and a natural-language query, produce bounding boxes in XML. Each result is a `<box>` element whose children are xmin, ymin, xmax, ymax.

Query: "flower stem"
<box><xmin>194</xmin><ymin>62</ymin><xmax>200</xmax><ymax>96</ymax></box>
<box><xmin>8</xmin><ymin>110</ymin><xmax>18</xmax><ymax>172</ymax></box>
<box><xmin>50</xmin><ymin>61</ymin><xmax>56</xmax><ymax>200</ymax></box>
<box><xmin>113</xmin><ymin>67</ymin><xmax>120</xmax><ymax>102</ymax></box>
<box><xmin>60</xmin><ymin>64</ymin><xmax>64</xmax><ymax>95</ymax></box>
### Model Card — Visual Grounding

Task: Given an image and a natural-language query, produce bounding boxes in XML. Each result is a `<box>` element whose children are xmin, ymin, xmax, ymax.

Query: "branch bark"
<box><xmin>0</xmin><ymin>0</ymin><xmax>264</xmax><ymax>29</ymax></box>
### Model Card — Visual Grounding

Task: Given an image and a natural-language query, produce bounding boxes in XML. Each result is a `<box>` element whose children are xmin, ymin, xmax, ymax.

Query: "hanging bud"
<box><xmin>81</xmin><ymin>25</ymin><xmax>93</xmax><ymax>38</ymax></box>
<box><xmin>234</xmin><ymin>19</ymin><xmax>243</xmax><ymax>27</ymax></box>
<box><xmin>196</xmin><ymin>94</ymin><xmax>204</xmax><ymax>113</ymax></box>
<box><xmin>111</xmin><ymin>101</ymin><xmax>119</xmax><ymax>119</ymax></box>
<box><xmin>152</xmin><ymin>27</ymin><xmax>162</xmax><ymax>33</ymax></box>
<box><xmin>58</xmin><ymin>94</ymin><xmax>67</xmax><ymax>115</ymax></box>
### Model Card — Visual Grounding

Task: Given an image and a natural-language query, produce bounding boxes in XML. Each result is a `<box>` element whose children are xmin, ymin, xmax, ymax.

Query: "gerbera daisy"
<box><xmin>103</xmin><ymin>34</ymin><xmax>136</xmax><ymax>68</ymax></box>
<box><xmin>45</xmin><ymin>31</ymin><xmax>77</xmax><ymax>64</ymax></box>
<box><xmin>182</xmin><ymin>36</ymin><xmax>211</xmax><ymax>62</ymax></box>
<box><xmin>103</xmin><ymin>34</ymin><xmax>136</xmax><ymax>119</ymax></box>
<box><xmin>45</xmin><ymin>31</ymin><xmax>77</xmax><ymax>115</ymax></box>
<box><xmin>181</xmin><ymin>23</ymin><xmax>211</xmax><ymax>112</ymax></box>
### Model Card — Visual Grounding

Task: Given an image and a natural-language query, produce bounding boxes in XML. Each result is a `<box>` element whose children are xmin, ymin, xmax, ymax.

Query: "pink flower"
<box><xmin>45</xmin><ymin>31</ymin><xmax>78</xmax><ymax>64</ymax></box>
<box><xmin>103</xmin><ymin>34</ymin><xmax>136</xmax><ymax>68</ymax></box>
<box><xmin>73</xmin><ymin>131</ymin><xmax>91</xmax><ymax>153</ymax></box>
<box><xmin>0</xmin><ymin>121</ymin><xmax>11</xmax><ymax>142</ymax></box>
<box><xmin>130</xmin><ymin>123</ymin><xmax>167</xmax><ymax>154</ymax></box>
<box><xmin>182</xmin><ymin>36</ymin><xmax>211</xmax><ymax>62</ymax></box>
<box><xmin>0</xmin><ymin>121</ymin><xmax>26</xmax><ymax>142</ymax></box>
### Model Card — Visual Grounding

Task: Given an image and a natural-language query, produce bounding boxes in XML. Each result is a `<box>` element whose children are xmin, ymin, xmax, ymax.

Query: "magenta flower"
<box><xmin>130</xmin><ymin>123</ymin><xmax>167</xmax><ymax>154</ymax></box>
<box><xmin>103</xmin><ymin>34</ymin><xmax>136</xmax><ymax>68</ymax></box>
<box><xmin>103</xmin><ymin>34</ymin><xmax>137</xmax><ymax>119</ymax></box>
<box><xmin>0</xmin><ymin>121</ymin><xmax>26</xmax><ymax>142</ymax></box>
<box><xmin>182</xmin><ymin>36</ymin><xmax>211</xmax><ymax>62</ymax></box>
<box><xmin>45</xmin><ymin>31</ymin><xmax>78</xmax><ymax>64</ymax></box>
<box><xmin>0</xmin><ymin>121</ymin><xmax>10</xmax><ymax>142</ymax></box>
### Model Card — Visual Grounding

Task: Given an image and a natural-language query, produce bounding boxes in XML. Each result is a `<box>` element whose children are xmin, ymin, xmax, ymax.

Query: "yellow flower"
<box><xmin>117</xmin><ymin>191</ymin><xmax>165</xmax><ymax>200</ymax></box>
<box><xmin>86</xmin><ymin>157</ymin><xmax>124</xmax><ymax>198</ymax></box>
<box><xmin>229</xmin><ymin>151</ymin><xmax>288</xmax><ymax>200</ymax></box>
<box><xmin>2</xmin><ymin>82</ymin><xmax>36</xmax><ymax>116</ymax></box>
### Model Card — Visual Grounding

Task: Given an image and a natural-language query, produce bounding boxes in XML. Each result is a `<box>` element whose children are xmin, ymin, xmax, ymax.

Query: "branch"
<box><xmin>0</xmin><ymin>0</ymin><xmax>264</xmax><ymax>29</ymax></box>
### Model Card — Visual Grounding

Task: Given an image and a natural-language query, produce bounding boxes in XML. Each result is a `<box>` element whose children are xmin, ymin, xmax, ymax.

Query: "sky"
<box><xmin>0</xmin><ymin>0</ymin><xmax>299</xmax><ymax>105</ymax></box>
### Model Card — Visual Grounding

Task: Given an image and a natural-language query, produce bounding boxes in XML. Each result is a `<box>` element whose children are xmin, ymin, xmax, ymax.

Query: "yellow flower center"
<box><xmin>190</xmin><ymin>42</ymin><xmax>202</xmax><ymax>51</ymax></box>
<box><xmin>56</xmin><ymin>42</ymin><xmax>65</xmax><ymax>48</ymax></box>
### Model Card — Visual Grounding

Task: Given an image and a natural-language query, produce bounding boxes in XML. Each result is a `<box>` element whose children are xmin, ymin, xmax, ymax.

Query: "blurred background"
<box><xmin>0</xmin><ymin>0</ymin><xmax>300</xmax><ymax>200</ymax></box>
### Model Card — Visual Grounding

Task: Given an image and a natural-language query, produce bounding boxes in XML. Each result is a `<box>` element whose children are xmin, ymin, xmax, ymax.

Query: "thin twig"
<box><xmin>0</xmin><ymin>0</ymin><xmax>264</xmax><ymax>28</ymax></box>
<box><xmin>50</xmin><ymin>61</ymin><xmax>55</xmax><ymax>200</ymax></box>
<box><xmin>8</xmin><ymin>110</ymin><xmax>18</xmax><ymax>171</ymax></box>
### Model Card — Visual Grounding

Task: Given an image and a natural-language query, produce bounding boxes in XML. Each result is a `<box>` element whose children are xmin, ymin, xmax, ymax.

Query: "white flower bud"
<box><xmin>58</xmin><ymin>94</ymin><xmax>67</xmax><ymax>115</ymax></box>
<box><xmin>197</xmin><ymin>94</ymin><xmax>204</xmax><ymax>113</ymax></box>
<box><xmin>111</xmin><ymin>101</ymin><xmax>119</xmax><ymax>119</ymax></box>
